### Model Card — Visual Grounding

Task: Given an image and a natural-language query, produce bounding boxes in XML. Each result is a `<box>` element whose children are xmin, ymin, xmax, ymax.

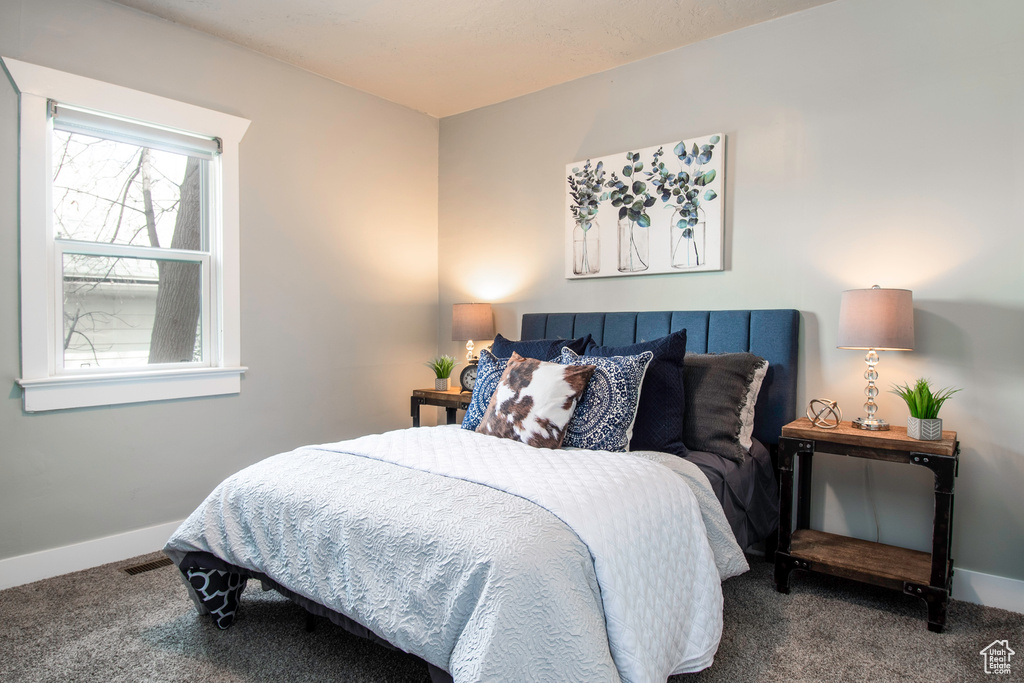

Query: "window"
<box><xmin>53</xmin><ymin>103</ymin><xmax>217</xmax><ymax>370</ymax></box>
<box><xmin>4</xmin><ymin>58</ymin><xmax>250</xmax><ymax>412</ymax></box>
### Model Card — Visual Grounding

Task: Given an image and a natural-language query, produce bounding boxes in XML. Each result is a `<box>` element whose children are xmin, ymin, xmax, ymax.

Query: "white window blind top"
<box><xmin>50</xmin><ymin>100</ymin><xmax>221</xmax><ymax>159</ymax></box>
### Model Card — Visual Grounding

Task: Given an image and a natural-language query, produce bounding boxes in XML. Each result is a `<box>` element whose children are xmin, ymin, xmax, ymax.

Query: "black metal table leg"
<box><xmin>910</xmin><ymin>450</ymin><xmax>958</xmax><ymax>633</ymax></box>
<box><xmin>774</xmin><ymin>437</ymin><xmax>798</xmax><ymax>593</ymax></box>
<box><xmin>410</xmin><ymin>396</ymin><xmax>424</xmax><ymax>427</ymax></box>
<box><xmin>796</xmin><ymin>448</ymin><xmax>813</xmax><ymax>531</ymax></box>
<box><xmin>775</xmin><ymin>437</ymin><xmax>815</xmax><ymax>594</ymax></box>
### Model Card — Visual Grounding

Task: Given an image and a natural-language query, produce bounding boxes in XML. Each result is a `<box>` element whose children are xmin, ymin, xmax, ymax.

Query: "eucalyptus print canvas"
<box><xmin>565</xmin><ymin>133</ymin><xmax>725</xmax><ymax>278</ymax></box>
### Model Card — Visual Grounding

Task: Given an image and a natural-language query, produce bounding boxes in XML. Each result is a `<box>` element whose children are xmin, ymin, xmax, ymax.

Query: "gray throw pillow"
<box><xmin>682</xmin><ymin>352</ymin><xmax>768</xmax><ymax>463</ymax></box>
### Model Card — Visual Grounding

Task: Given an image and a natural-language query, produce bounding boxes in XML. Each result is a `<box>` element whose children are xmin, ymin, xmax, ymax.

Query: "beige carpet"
<box><xmin>0</xmin><ymin>552</ymin><xmax>1020</xmax><ymax>682</ymax></box>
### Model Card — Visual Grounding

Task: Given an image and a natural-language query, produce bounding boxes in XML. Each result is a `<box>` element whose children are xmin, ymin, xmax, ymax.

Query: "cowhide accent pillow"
<box><xmin>476</xmin><ymin>352</ymin><xmax>596</xmax><ymax>449</ymax></box>
<box><xmin>559</xmin><ymin>347</ymin><xmax>653</xmax><ymax>452</ymax></box>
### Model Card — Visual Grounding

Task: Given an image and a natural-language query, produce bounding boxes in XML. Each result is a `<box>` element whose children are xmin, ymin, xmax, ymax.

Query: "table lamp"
<box><xmin>452</xmin><ymin>303</ymin><xmax>494</xmax><ymax>362</ymax></box>
<box><xmin>837</xmin><ymin>285</ymin><xmax>914</xmax><ymax>430</ymax></box>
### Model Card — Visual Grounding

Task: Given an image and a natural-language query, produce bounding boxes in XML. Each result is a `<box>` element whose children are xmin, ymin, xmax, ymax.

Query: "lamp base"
<box><xmin>852</xmin><ymin>417</ymin><xmax>890</xmax><ymax>431</ymax></box>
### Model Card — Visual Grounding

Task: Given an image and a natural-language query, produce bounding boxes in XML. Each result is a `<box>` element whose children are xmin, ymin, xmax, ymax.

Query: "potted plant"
<box><xmin>890</xmin><ymin>378</ymin><xmax>961</xmax><ymax>440</ymax></box>
<box><xmin>426</xmin><ymin>355</ymin><xmax>458</xmax><ymax>391</ymax></box>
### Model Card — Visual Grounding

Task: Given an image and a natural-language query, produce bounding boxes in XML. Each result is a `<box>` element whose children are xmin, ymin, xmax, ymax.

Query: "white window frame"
<box><xmin>3</xmin><ymin>57</ymin><xmax>250</xmax><ymax>412</ymax></box>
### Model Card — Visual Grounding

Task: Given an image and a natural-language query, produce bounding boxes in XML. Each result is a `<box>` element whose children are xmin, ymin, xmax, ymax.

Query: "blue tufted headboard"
<box><xmin>521</xmin><ymin>309</ymin><xmax>800</xmax><ymax>446</ymax></box>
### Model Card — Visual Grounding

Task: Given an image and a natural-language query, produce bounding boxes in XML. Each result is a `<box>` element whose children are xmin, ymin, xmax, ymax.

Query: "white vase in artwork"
<box><xmin>907</xmin><ymin>416</ymin><xmax>943</xmax><ymax>440</ymax></box>
<box><xmin>435</xmin><ymin>377</ymin><xmax>449</xmax><ymax>391</ymax></box>
<box><xmin>573</xmin><ymin>219</ymin><xmax>600</xmax><ymax>275</ymax></box>
<box><xmin>671</xmin><ymin>219</ymin><xmax>705</xmax><ymax>269</ymax></box>
<box><xmin>617</xmin><ymin>218</ymin><xmax>649</xmax><ymax>273</ymax></box>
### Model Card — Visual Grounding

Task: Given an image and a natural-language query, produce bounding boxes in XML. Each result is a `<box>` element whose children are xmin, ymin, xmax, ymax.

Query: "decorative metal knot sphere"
<box><xmin>806</xmin><ymin>398</ymin><xmax>842</xmax><ymax>429</ymax></box>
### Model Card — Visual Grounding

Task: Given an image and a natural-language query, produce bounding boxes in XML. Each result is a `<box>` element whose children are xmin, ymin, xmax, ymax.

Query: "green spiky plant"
<box><xmin>425</xmin><ymin>355</ymin><xmax>458</xmax><ymax>379</ymax></box>
<box><xmin>890</xmin><ymin>378</ymin><xmax>961</xmax><ymax>419</ymax></box>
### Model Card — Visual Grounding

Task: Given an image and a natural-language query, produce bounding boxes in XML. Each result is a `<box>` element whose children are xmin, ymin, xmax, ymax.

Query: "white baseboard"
<box><xmin>954</xmin><ymin>567</ymin><xmax>1024</xmax><ymax>615</ymax></box>
<box><xmin>0</xmin><ymin>519</ymin><xmax>184</xmax><ymax>591</ymax></box>
<box><xmin>2</xmin><ymin>524</ymin><xmax>1022</xmax><ymax>616</ymax></box>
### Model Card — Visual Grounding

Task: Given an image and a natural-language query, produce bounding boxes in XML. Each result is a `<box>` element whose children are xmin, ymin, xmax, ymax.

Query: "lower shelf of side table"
<box><xmin>787</xmin><ymin>529</ymin><xmax>931</xmax><ymax>590</ymax></box>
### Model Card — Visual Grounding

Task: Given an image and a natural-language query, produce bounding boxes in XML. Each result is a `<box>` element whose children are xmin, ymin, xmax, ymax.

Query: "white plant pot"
<box><xmin>907</xmin><ymin>416</ymin><xmax>943</xmax><ymax>441</ymax></box>
<box><xmin>435</xmin><ymin>378</ymin><xmax>449</xmax><ymax>391</ymax></box>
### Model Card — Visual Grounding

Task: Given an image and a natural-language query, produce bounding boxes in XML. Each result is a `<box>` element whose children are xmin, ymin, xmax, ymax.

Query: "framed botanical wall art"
<box><xmin>565</xmin><ymin>133</ymin><xmax>725</xmax><ymax>279</ymax></box>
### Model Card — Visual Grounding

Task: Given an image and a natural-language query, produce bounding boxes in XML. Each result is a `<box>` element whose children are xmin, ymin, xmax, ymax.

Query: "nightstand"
<box><xmin>410</xmin><ymin>387</ymin><xmax>471</xmax><ymax>427</ymax></box>
<box><xmin>774</xmin><ymin>417</ymin><xmax>960</xmax><ymax>632</ymax></box>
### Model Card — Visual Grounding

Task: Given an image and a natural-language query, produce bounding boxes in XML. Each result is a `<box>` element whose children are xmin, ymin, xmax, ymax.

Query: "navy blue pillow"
<box><xmin>584</xmin><ymin>329</ymin><xmax>688</xmax><ymax>456</ymax></box>
<box><xmin>490</xmin><ymin>333</ymin><xmax>592</xmax><ymax>361</ymax></box>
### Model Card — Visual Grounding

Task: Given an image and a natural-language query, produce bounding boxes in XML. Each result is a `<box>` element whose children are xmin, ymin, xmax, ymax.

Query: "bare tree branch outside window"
<box><xmin>53</xmin><ymin>129</ymin><xmax>206</xmax><ymax>368</ymax></box>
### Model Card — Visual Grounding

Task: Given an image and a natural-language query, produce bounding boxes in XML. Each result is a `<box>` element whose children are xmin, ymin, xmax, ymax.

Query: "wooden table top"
<box><xmin>412</xmin><ymin>386</ymin><xmax>472</xmax><ymax>406</ymax></box>
<box><xmin>782</xmin><ymin>417</ymin><xmax>958</xmax><ymax>457</ymax></box>
<box><xmin>413</xmin><ymin>386</ymin><xmax>468</xmax><ymax>397</ymax></box>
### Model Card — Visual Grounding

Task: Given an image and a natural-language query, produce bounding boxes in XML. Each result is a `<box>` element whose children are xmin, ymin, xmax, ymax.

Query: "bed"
<box><xmin>165</xmin><ymin>308</ymin><xmax>799</xmax><ymax>683</ymax></box>
<box><xmin>521</xmin><ymin>310</ymin><xmax>798</xmax><ymax>551</ymax></box>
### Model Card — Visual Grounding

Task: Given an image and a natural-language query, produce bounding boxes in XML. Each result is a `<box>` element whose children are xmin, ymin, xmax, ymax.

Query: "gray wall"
<box><xmin>439</xmin><ymin>0</ymin><xmax>1024</xmax><ymax>581</ymax></box>
<box><xmin>0</xmin><ymin>0</ymin><xmax>439</xmax><ymax>559</ymax></box>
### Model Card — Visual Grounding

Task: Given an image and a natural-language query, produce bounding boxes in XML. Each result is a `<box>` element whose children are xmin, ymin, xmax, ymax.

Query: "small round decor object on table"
<box><xmin>806</xmin><ymin>398</ymin><xmax>842</xmax><ymax>429</ymax></box>
<box><xmin>459</xmin><ymin>362</ymin><xmax>478</xmax><ymax>393</ymax></box>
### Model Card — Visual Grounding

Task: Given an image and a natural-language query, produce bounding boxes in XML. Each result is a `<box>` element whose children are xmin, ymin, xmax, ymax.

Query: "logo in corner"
<box><xmin>980</xmin><ymin>640</ymin><xmax>1015</xmax><ymax>675</ymax></box>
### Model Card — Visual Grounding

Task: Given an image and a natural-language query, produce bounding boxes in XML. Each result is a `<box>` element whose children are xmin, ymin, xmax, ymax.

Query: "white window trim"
<box><xmin>3</xmin><ymin>57</ymin><xmax>250</xmax><ymax>412</ymax></box>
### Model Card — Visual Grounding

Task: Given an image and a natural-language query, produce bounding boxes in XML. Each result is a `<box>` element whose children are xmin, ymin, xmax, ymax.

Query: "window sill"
<box><xmin>17</xmin><ymin>366</ymin><xmax>247</xmax><ymax>412</ymax></box>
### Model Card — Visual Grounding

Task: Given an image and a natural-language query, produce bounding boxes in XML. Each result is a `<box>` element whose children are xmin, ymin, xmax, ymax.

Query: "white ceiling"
<box><xmin>110</xmin><ymin>0</ymin><xmax>835</xmax><ymax>117</ymax></box>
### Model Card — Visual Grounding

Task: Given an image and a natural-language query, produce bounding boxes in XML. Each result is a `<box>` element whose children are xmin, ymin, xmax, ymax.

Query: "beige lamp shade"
<box><xmin>837</xmin><ymin>287</ymin><xmax>914</xmax><ymax>351</ymax></box>
<box><xmin>452</xmin><ymin>303</ymin><xmax>494</xmax><ymax>342</ymax></box>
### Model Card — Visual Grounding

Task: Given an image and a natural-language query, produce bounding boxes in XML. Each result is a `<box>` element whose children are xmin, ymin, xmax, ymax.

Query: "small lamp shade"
<box><xmin>452</xmin><ymin>303</ymin><xmax>494</xmax><ymax>342</ymax></box>
<box><xmin>837</xmin><ymin>286</ymin><xmax>914</xmax><ymax>431</ymax></box>
<box><xmin>837</xmin><ymin>287</ymin><xmax>914</xmax><ymax>351</ymax></box>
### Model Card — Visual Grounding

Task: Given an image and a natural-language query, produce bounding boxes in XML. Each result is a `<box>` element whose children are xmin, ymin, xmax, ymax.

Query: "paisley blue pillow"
<box><xmin>461</xmin><ymin>348</ymin><xmax>508</xmax><ymax>431</ymax></box>
<box><xmin>560</xmin><ymin>347</ymin><xmax>653</xmax><ymax>452</ymax></box>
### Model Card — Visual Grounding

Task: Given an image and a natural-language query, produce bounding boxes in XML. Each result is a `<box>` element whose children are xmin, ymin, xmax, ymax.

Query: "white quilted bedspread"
<box><xmin>325</xmin><ymin>426</ymin><xmax>744</xmax><ymax>681</ymax></box>
<box><xmin>167</xmin><ymin>426</ymin><xmax>747</xmax><ymax>682</ymax></box>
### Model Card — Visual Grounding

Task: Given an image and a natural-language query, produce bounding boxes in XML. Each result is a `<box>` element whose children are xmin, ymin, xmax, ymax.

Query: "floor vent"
<box><xmin>123</xmin><ymin>557</ymin><xmax>173</xmax><ymax>576</ymax></box>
